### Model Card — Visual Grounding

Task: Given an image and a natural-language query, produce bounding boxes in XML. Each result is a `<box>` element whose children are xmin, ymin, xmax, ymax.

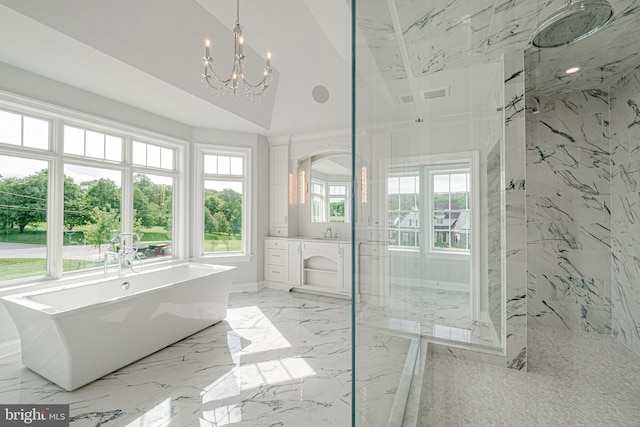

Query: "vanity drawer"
<box><xmin>266</xmin><ymin>265</ymin><xmax>288</xmax><ymax>283</ymax></box>
<box><xmin>265</xmin><ymin>239</ymin><xmax>287</xmax><ymax>249</ymax></box>
<box><xmin>266</xmin><ymin>248</ymin><xmax>287</xmax><ymax>266</ymax></box>
<box><xmin>301</xmin><ymin>241</ymin><xmax>338</xmax><ymax>254</ymax></box>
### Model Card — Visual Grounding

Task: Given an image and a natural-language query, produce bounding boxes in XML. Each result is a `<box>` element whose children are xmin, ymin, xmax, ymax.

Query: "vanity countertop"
<box><xmin>266</xmin><ymin>235</ymin><xmax>352</xmax><ymax>244</ymax></box>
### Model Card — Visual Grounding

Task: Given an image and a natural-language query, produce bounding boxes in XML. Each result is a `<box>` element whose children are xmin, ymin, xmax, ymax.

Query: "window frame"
<box><xmin>194</xmin><ymin>144</ymin><xmax>252</xmax><ymax>261</ymax></box>
<box><xmin>328</xmin><ymin>181</ymin><xmax>350</xmax><ymax>223</ymax></box>
<box><xmin>0</xmin><ymin>94</ymin><xmax>186</xmax><ymax>288</ymax></box>
<box><xmin>383</xmin><ymin>151</ymin><xmax>478</xmax><ymax>260</ymax></box>
<box><xmin>428</xmin><ymin>167</ymin><xmax>472</xmax><ymax>254</ymax></box>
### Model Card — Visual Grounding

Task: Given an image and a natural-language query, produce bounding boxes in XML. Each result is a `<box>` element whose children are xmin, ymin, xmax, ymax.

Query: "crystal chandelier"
<box><xmin>201</xmin><ymin>0</ymin><xmax>273</xmax><ymax>101</ymax></box>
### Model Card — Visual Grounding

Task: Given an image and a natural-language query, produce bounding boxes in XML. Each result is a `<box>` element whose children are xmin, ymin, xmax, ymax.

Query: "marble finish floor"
<box><xmin>359</xmin><ymin>285</ymin><xmax>500</xmax><ymax>349</ymax></box>
<box><xmin>0</xmin><ymin>289</ymin><xmax>415</xmax><ymax>426</ymax></box>
<box><xmin>421</xmin><ymin>326</ymin><xmax>640</xmax><ymax>426</ymax></box>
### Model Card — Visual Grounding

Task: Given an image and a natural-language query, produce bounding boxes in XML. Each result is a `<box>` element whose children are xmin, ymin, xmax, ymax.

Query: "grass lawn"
<box><xmin>0</xmin><ymin>228</ymin><xmax>47</xmax><ymax>245</ymax></box>
<box><xmin>1</xmin><ymin>224</ymin><xmax>171</xmax><ymax>246</ymax></box>
<box><xmin>0</xmin><ymin>258</ymin><xmax>99</xmax><ymax>282</ymax></box>
<box><xmin>204</xmin><ymin>233</ymin><xmax>242</xmax><ymax>253</ymax></box>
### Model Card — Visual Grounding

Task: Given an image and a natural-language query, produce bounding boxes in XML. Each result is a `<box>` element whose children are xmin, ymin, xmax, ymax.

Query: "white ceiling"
<box><xmin>0</xmin><ymin>0</ymin><xmax>638</xmax><ymax>139</ymax></box>
<box><xmin>0</xmin><ymin>0</ymin><xmax>351</xmax><ymax>138</ymax></box>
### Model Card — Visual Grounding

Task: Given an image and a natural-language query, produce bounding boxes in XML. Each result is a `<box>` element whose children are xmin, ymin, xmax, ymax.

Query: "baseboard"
<box><xmin>391</xmin><ymin>278</ymin><xmax>470</xmax><ymax>293</ymax></box>
<box><xmin>229</xmin><ymin>282</ymin><xmax>261</xmax><ymax>293</ymax></box>
<box><xmin>0</xmin><ymin>339</ymin><xmax>20</xmax><ymax>360</ymax></box>
<box><xmin>262</xmin><ymin>281</ymin><xmax>294</xmax><ymax>292</ymax></box>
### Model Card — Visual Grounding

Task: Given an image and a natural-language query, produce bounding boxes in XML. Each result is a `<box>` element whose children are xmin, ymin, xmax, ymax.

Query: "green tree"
<box><xmin>213</xmin><ymin>211</ymin><xmax>229</xmax><ymax>235</ymax></box>
<box><xmin>133</xmin><ymin>186</ymin><xmax>151</xmax><ymax>227</ymax></box>
<box><xmin>85</xmin><ymin>178</ymin><xmax>120</xmax><ymax>215</ymax></box>
<box><xmin>204</xmin><ymin>209</ymin><xmax>216</xmax><ymax>234</ymax></box>
<box><xmin>84</xmin><ymin>206</ymin><xmax>119</xmax><ymax>258</ymax></box>
<box><xmin>2</xmin><ymin>170</ymin><xmax>48</xmax><ymax>232</ymax></box>
<box><xmin>63</xmin><ymin>175</ymin><xmax>88</xmax><ymax>230</ymax></box>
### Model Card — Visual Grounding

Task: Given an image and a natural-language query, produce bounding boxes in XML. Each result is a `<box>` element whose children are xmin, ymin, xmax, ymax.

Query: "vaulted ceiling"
<box><xmin>0</xmin><ymin>0</ymin><xmax>638</xmax><ymax>137</ymax></box>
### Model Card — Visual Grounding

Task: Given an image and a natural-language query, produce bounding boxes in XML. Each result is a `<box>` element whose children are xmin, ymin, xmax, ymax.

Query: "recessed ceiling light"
<box><xmin>566</xmin><ymin>67</ymin><xmax>580</xmax><ymax>74</ymax></box>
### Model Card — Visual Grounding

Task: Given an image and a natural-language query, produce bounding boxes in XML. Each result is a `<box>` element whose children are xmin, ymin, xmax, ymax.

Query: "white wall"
<box><xmin>0</xmin><ymin>62</ymin><xmax>192</xmax><ymax>141</ymax></box>
<box><xmin>191</xmin><ymin>128</ymin><xmax>269</xmax><ymax>288</ymax></box>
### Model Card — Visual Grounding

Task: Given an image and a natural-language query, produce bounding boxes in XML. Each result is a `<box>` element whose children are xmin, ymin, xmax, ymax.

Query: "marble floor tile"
<box><xmin>359</xmin><ymin>285</ymin><xmax>500</xmax><ymax>349</ymax></box>
<box><xmin>419</xmin><ymin>326</ymin><xmax>640</xmax><ymax>426</ymax></box>
<box><xmin>0</xmin><ymin>289</ymin><xmax>415</xmax><ymax>426</ymax></box>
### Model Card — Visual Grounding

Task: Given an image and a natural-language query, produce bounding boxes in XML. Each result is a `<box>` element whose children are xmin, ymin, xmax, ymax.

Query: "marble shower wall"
<box><xmin>610</xmin><ymin>64</ymin><xmax>640</xmax><ymax>356</ymax></box>
<box><xmin>433</xmin><ymin>52</ymin><xmax>527</xmax><ymax>369</ymax></box>
<box><xmin>486</xmin><ymin>66</ymin><xmax>505</xmax><ymax>343</ymax></box>
<box><xmin>526</xmin><ymin>90</ymin><xmax>612</xmax><ymax>333</ymax></box>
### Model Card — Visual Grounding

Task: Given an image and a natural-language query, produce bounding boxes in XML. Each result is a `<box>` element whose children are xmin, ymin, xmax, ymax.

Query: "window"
<box><xmin>133</xmin><ymin>174</ymin><xmax>174</xmax><ymax>261</ymax></box>
<box><xmin>386</xmin><ymin>154</ymin><xmax>476</xmax><ymax>255</ymax></box>
<box><xmin>387</xmin><ymin>172</ymin><xmax>420</xmax><ymax>249</ymax></box>
<box><xmin>311</xmin><ymin>180</ymin><xmax>350</xmax><ymax>224</ymax></box>
<box><xmin>133</xmin><ymin>141</ymin><xmax>174</xmax><ymax>170</ymax></box>
<box><xmin>0</xmin><ymin>110</ymin><xmax>49</xmax><ymax>150</ymax></box>
<box><xmin>432</xmin><ymin>170</ymin><xmax>470</xmax><ymax>252</ymax></box>
<box><xmin>64</xmin><ymin>125</ymin><xmax>122</xmax><ymax>161</ymax></box>
<box><xmin>0</xmin><ymin>100</ymin><xmax>183</xmax><ymax>285</ymax></box>
<box><xmin>62</xmin><ymin>164</ymin><xmax>122</xmax><ymax>272</ymax></box>
<box><xmin>0</xmin><ymin>155</ymin><xmax>49</xmax><ymax>282</ymax></box>
<box><xmin>201</xmin><ymin>150</ymin><xmax>248</xmax><ymax>255</ymax></box>
<box><xmin>311</xmin><ymin>179</ymin><xmax>326</xmax><ymax>223</ymax></box>
<box><xmin>329</xmin><ymin>184</ymin><xmax>349</xmax><ymax>223</ymax></box>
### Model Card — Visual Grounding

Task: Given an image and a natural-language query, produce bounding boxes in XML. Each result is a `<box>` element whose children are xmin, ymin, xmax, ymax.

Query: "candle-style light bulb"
<box><xmin>205</xmin><ymin>39</ymin><xmax>210</xmax><ymax>58</ymax></box>
<box><xmin>239</xmin><ymin>36</ymin><xmax>244</xmax><ymax>55</ymax></box>
<box><xmin>266</xmin><ymin>52</ymin><xmax>271</xmax><ymax>68</ymax></box>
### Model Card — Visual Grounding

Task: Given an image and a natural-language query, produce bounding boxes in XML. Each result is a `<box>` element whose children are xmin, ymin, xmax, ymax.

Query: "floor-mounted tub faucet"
<box><xmin>104</xmin><ymin>232</ymin><xmax>143</xmax><ymax>278</ymax></box>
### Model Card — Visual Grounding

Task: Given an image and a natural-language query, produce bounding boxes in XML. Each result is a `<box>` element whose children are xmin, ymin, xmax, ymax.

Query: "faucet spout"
<box><xmin>325</xmin><ymin>226</ymin><xmax>333</xmax><ymax>239</ymax></box>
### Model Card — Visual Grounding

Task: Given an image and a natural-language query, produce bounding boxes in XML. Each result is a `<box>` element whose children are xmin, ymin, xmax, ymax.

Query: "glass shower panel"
<box><xmin>353</xmin><ymin>0</ymin><xmax>507</xmax><ymax>424</ymax></box>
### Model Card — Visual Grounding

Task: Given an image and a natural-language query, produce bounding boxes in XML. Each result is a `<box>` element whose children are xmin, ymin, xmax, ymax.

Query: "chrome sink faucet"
<box><xmin>324</xmin><ymin>226</ymin><xmax>333</xmax><ymax>239</ymax></box>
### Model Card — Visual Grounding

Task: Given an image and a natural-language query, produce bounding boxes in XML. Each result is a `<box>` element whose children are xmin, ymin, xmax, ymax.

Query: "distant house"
<box><xmin>391</xmin><ymin>209</ymin><xmax>470</xmax><ymax>249</ymax></box>
<box><xmin>388</xmin><ymin>210</ymin><xmax>420</xmax><ymax>247</ymax></box>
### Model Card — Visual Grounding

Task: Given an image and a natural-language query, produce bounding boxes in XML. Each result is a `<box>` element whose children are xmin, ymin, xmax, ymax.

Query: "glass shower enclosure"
<box><xmin>351</xmin><ymin>1</ymin><xmax>514</xmax><ymax>424</ymax></box>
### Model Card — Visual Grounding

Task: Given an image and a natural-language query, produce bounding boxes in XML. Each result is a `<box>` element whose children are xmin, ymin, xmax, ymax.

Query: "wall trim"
<box><xmin>390</xmin><ymin>278</ymin><xmax>470</xmax><ymax>293</ymax></box>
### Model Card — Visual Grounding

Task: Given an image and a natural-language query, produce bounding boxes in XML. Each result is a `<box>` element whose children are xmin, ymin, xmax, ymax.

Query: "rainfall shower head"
<box><xmin>532</xmin><ymin>0</ymin><xmax>613</xmax><ymax>48</ymax></box>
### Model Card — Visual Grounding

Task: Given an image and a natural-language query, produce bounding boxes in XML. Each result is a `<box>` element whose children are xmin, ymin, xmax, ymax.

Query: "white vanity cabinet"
<box><xmin>338</xmin><ymin>243</ymin><xmax>355</xmax><ymax>294</ymax></box>
<box><xmin>359</xmin><ymin>243</ymin><xmax>389</xmax><ymax>298</ymax></box>
<box><xmin>264</xmin><ymin>237</ymin><xmax>356</xmax><ymax>297</ymax></box>
<box><xmin>269</xmin><ymin>143</ymin><xmax>297</xmax><ymax>237</ymax></box>
<box><xmin>264</xmin><ymin>238</ymin><xmax>301</xmax><ymax>286</ymax></box>
<box><xmin>265</xmin><ymin>238</ymin><xmax>288</xmax><ymax>283</ymax></box>
<box><xmin>300</xmin><ymin>240</ymin><xmax>355</xmax><ymax>296</ymax></box>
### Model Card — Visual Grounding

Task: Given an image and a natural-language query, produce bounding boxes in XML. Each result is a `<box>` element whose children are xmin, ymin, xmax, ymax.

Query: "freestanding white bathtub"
<box><xmin>1</xmin><ymin>262</ymin><xmax>235</xmax><ymax>391</ymax></box>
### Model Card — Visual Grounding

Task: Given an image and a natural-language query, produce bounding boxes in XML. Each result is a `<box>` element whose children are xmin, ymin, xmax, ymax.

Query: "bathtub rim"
<box><xmin>1</xmin><ymin>262</ymin><xmax>235</xmax><ymax>319</ymax></box>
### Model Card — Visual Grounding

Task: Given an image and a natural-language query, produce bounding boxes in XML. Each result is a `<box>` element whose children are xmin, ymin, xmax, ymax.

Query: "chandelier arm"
<box><xmin>200</xmin><ymin>0</ymin><xmax>272</xmax><ymax>101</ymax></box>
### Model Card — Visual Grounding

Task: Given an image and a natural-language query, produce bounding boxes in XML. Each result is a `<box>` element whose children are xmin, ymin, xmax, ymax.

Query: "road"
<box><xmin>0</xmin><ymin>242</ymin><xmax>106</xmax><ymax>261</ymax></box>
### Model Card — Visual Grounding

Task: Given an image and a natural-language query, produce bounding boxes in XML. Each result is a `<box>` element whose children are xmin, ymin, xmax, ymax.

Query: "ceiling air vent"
<box><xmin>399</xmin><ymin>94</ymin><xmax>414</xmax><ymax>104</ymax></box>
<box><xmin>422</xmin><ymin>87</ymin><xmax>449</xmax><ymax>100</ymax></box>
